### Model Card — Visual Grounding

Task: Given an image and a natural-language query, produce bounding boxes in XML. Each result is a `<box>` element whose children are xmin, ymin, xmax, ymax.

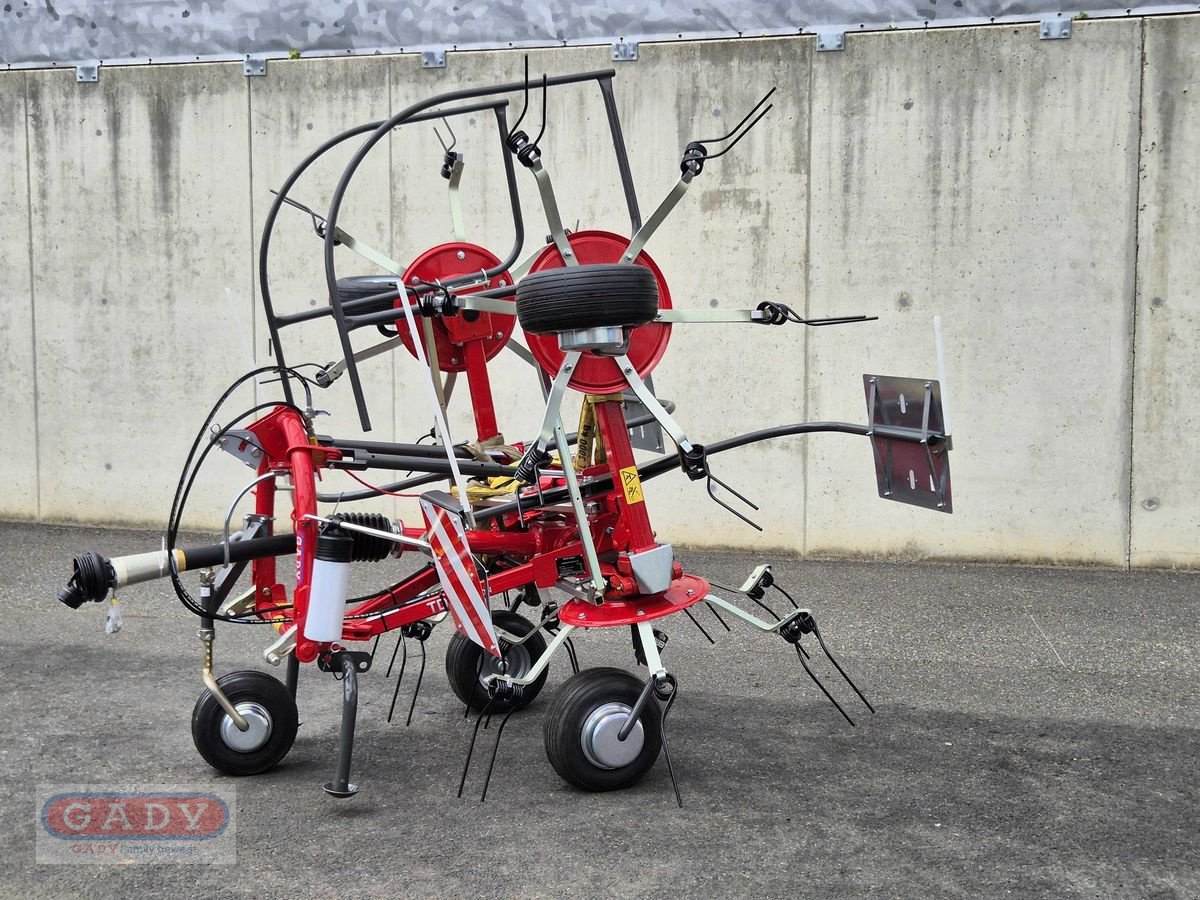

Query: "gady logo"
<box><xmin>41</xmin><ymin>792</ymin><xmax>229</xmax><ymax>840</ymax></box>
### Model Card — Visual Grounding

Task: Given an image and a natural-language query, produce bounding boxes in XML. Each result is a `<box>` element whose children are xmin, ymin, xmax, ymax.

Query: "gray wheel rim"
<box><xmin>581</xmin><ymin>702</ymin><xmax>644</xmax><ymax>770</ymax></box>
<box><xmin>477</xmin><ymin>641</ymin><xmax>532</xmax><ymax>687</ymax></box>
<box><xmin>219</xmin><ymin>701</ymin><xmax>273</xmax><ymax>753</ymax></box>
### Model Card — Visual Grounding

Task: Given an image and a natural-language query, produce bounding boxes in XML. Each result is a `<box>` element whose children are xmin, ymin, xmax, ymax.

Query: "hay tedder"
<box><xmin>56</xmin><ymin>63</ymin><xmax>953</xmax><ymax>804</ymax></box>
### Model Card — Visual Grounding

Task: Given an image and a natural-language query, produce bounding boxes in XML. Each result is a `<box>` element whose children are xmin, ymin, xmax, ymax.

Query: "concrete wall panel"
<box><xmin>27</xmin><ymin>64</ymin><xmax>253</xmax><ymax>527</ymax></box>
<box><xmin>1130</xmin><ymin>15</ymin><xmax>1200</xmax><ymax>567</ymax></box>
<box><xmin>5</xmin><ymin>21</ymin><xmax>1199</xmax><ymax>567</ymax></box>
<box><xmin>0</xmin><ymin>74</ymin><xmax>38</xmax><ymax>519</ymax></box>
<box><xmin>804</xmin><ymin>21</ymin><xmax>1143</xmax><ymax>564</ymax></box>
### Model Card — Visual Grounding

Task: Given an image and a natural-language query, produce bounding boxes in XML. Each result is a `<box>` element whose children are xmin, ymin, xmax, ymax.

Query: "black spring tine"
<box><xmin>682</xmin><ymin>606</ymin><xmax>715</xmax><ymax>644</ymax></box>
<box><xmin>434</xmin><ymin>117</ymin><xmax>457</xmax><ymax>152</ymax></box>
<box><xmin>386</xmin><ymin>632</ymin><xmax>405</xmax><ymax>678</ymax></box>
<box><xmin>467</xmin><ymin>653</ymin><xmax>486</xmax><ymax>718</ymax></box>
<box><xmin>794</xmin><ymin>645</ymin><xmax>854</xmax><ymax>726</ymax></box>
<box><xmin>530</xmin><ymin>73</ymin><xmax>549</xmax><ymax>151</ymax></box>
<box><xmin>708</xmin><ymin>469</ymin><xmax>760</xmax><ymax>512</ymax></box>
<box><xmin>368</xmin><ymin>634</ymin><xmax>381</xmax><ymax>665</ymax></box>
<box><xmin>479</xmin><ymin>705</ymin><xmax>518</xmax><ymax>802</ymax></box>
<box><xmin>696</xmin><ymin>87</ymin><xmax>776</xmax><ymax>145</ymax></box>
<box><xmin>706</xmin><ymin>474</ymin><xmax>763</xmax><ymax>531</ymax></box>
<box><xmin>704</xmin><ymin>104</ymin><xmax>773</xmax><ymax>160</ymax></box>
<box><xmin>404</xmin><ymin>638</ymin><xmax>427</xmax><ymax>727</ymax></box>
<box><xmin>812</xmin><ymin>621</ymin><xmax>874</xmax><ymax>713</ymax></box>
<box><xmin>657</xmin><ymin>675</ymin><xmax>683</xmax><ymax>808</ymax></box>
<box><xmin>269</xmin><ymin>189</ymin><xmax>331</xmax><ymax>240</ymax></box>
<box><xmin>386</xmin><ymin>636</ymin><xmax>408</xmax><ymax>724</ymax></box>
<box><xmin>564</xmin><ymin>636</ymin><xmax>580</xmax><ymax>674</ymax></box>
<box><xmin>749</xmin><ymin>595</ymin><xmax>781</xmax><ymax>623</ymax></box>
<box><xmin>458</xmin><ymin>696</ymin><xmax>496</xmax><ymax>798</ymax></box>
<box><xmin>797</xmin><ymin>641</ymin><xmax>811</xmax><ymax>661</ymax></box>
<box><xmin>704</xmin><ymin>601</ymin><xmax>732</xmax><ymax>632</ymax></box>
<box><xmin>508</xmin><ymin>55</ymin><xmax>531</xmax><ymax>139</ymax></box>
<box><xmin>771</xmin><ymin>583</ymin><xmax>800</xmax><ymax>610</ymax></box>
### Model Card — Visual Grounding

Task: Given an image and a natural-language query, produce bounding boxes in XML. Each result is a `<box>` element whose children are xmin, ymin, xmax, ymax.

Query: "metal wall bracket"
<box><xmin>815</xmin><ymin>31</ymin><xmax>845</xmax><ymax>52</ymax></box>
<box><xmin>75</xmin><ymin>62</ymin><xmax>98</xmax><ymax>83</ymax></box>
<box><xmin>243</xmin><ymin>56</ymin><xmax>267</xmax><ymax>76</ymax></box>
<box><xmin>421</xmin><ymin>49</ymin><xmax>447</xmax><ymax>68</ymax></box>
<box><xmin>1039</xmin><ymin>18</ymin><xmax>1072</xmax><ymax>40</ymax></box>
<box><xmin>612</xmin><ymin>41</ymin><xmax>638</xmax><ymax>61</ymax></box>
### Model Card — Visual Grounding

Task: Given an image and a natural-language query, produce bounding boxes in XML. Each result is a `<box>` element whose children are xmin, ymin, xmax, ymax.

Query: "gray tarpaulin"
<box><xmin>1</xmin><ymin>2</ymin><xmax>1196</xmax><ymax>68</ymax></box>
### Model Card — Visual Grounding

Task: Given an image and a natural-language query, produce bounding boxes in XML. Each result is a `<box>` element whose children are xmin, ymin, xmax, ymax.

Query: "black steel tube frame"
<box><xmin>258</xmin><ymin>98</ymin><xmax>522</xmax><ymax>407</ymax></box>
<box><xmin>321</xmin><ymin>68</ymin><xmax>638</xmax><ymax>431</ymax></box>
<box><xmin>335</xmin><ymin>451</ymin><xmax>518</xmax><ymax>479</ymax></box>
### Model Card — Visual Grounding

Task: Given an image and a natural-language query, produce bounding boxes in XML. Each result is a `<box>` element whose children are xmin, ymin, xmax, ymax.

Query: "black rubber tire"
<box><xmin>543</xmin><ymin>666</ymin><xmax>662</xmax><ymax>792</ymax></box>
<box><xmin>515</xmin><ymin>264</ymin><xmax>659</xmax><ymax>335</ymax></box>
<box><xmin>445</xmin><ymin>610</ymin><xmax>549</xmax><ymax>713</ymax></box>
<box><xmin>191</xmin><ymin>670</ymin><xmax>299</xmax><ymax>776</ymax></box>
<box><xmin>335</xmin><ymin>275</ymin><xmax>400</xmax><ymax>314</ymax></box>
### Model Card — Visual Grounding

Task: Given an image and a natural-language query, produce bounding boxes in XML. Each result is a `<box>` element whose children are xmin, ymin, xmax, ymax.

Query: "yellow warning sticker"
<box><xmin>620</xmin><ymin>465</ymin><xmax>644</xmax><ymax>505</ymax></box>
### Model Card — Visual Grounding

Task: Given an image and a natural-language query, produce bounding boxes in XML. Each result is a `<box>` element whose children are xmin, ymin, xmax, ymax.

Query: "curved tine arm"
<box><xmin>702</xmin><ymin>593</ymin><xmax>813</xmax><ymax>635</ymax></box>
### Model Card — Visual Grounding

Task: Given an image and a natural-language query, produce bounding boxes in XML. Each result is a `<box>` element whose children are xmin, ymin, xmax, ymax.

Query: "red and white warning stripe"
<box><xmin>420</xmin><ymin>498</ymin><xmax>501</xmax><ymax>658</ymax></box>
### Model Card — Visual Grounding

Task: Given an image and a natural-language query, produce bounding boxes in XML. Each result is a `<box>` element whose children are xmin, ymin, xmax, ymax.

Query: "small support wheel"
<box><xmin>191</xmin><ymin>670</ymin><xmax>299</xmax><ymax>776</ymax></box>
<box><xmin>445</xmin><ymin>610</ymin><xmax>548</xmax><ymax>713</ymax></box>
<box><xmin>543</xmin><ymin>667</ymin><xmax>662</xmax><ymax>792</ymax></box>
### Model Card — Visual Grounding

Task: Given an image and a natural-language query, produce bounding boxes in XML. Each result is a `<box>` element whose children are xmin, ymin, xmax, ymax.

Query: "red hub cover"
<box><xmin>397</xmin><ymin>242</ymin><xmax>514</xmax><ymax>372</ymax></box>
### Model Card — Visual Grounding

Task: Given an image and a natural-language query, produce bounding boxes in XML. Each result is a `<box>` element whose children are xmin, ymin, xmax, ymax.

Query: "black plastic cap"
<box><xmin>316</xmin><ymin>527</ymin><xmax>355</xmax><ymax>564</ymax></box>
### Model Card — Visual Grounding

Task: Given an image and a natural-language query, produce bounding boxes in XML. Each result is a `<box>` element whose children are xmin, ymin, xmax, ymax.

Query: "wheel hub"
<box><xmin>581</xmin><ymin>702</ymin><xmax>644</xmax><ymax>769</ymax></box>
<box><xmin>219</xmin><ymin>701</ymin><xmax>273</xmax><ymax>753</ymax></box>
<box><xmin>558</xmin><ymin>325</ymin><xmax>627</xmax><ymax>353</ymax></box>
<box><xmin>477</xmin><ymin>642</ymin><xmax>532</xmax><ymax>687</ymax></box>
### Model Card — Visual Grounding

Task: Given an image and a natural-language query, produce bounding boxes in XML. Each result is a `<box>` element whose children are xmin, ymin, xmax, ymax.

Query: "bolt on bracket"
<box><xmin>75</xmin><ymin>62</ymin><xmax>99</xmax><ymax>83</ymax></box>
<box><xmin>612</xmin><ymin>41</ymin><xmax>638</xmax><ymax>61</ymax></box>
<box><xmin>243</xmin><ymin>56</ymin><xmax>267</xmax><ymax>76</ymax></box>
<box><xmin>1040</xmin><ymin>18</ymin><xmax>1072</xmax><ymax>40</ymax></box>
<box><xmin>421</xmin><ymin>49</ymin><xmax>447</xmax><ymax>69</ymax></box>
<box><xmin>816</xmin><ymin>30</ymin><xmax>845</xmax><ymax>52</ymax></box>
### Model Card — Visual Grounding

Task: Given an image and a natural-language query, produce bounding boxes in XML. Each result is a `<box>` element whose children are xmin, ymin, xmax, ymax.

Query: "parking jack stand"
<box><xmin>321</xmin><ymin>650</ymin><xmax>372</xmax><ymax>798</ymax></box>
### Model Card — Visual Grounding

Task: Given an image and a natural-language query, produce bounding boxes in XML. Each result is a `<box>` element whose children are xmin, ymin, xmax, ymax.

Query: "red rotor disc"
<box><xmin>560</xmin><ymin>574</ymin><xmax>710</xmax><ymax>627</ymax></box>
<box><xmin>526</xmin><ymin>230</ymin><xmax>672</xmax><ymax>394</ymax></box>
<box><xmin>397</xmin><ymin>243</ymin><xmax>515</xmax><ymax>372</ymax></box>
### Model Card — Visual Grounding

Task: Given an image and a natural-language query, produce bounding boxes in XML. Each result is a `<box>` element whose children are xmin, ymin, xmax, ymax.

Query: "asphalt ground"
<box><xmin>0</xmin><ymin>521</ymin><xmax>1196</xmax><ymax>899</ymax></box>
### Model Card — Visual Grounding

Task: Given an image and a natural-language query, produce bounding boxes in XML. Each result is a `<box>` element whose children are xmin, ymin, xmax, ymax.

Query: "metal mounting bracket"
<box><xmin>243</xmin><ymin>56</ymin><xmax>267</xmax><ymax>76</ymax></box>
<box><xmin>1039</xmin><ymin>18</ymin><xmax>1072</xmax><ymax>40</ymax></box>
<box><xmin>612</xmin><ymin>41</ymin><xmax>638</xmax><ymax>62</ymax></box>
<box><xmin>421</xmin><ymin>49</ymin><xmax>447</xmax><ymax>69</ymax></box>
<box><xmin>75</xmin><ymin>63</ymin><xmax>98</xmax><ymax>83</ymax></box>
<box><xmin>816</xmin><ymin>31</ymin><xmax>845</xmax><ymax>52</ymax></box>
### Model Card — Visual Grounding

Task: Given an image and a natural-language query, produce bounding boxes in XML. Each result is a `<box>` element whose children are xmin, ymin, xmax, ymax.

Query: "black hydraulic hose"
<box><xmin>473</xmin><ymin>421</ymin><xmax>871</xmax><ymax>523</ymax></box>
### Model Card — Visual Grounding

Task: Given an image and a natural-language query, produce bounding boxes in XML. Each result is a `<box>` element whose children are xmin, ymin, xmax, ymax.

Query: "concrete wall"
<box><xmin>2</xmin><ymin>17</ymin><xmax>1197</xmax><ymax>568</ymax></box>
